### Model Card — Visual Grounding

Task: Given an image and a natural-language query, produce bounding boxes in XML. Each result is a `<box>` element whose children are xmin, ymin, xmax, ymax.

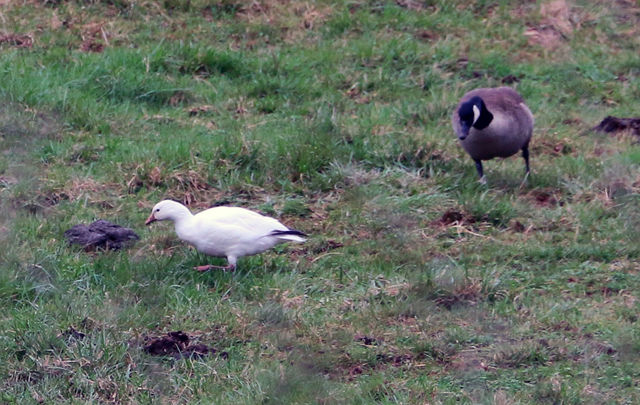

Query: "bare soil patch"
<box><xmin>64</xmin><ymin>220</ymin><xmax>139</xmax><ymax>251</ymax></box>
<box><xmin>143</xmin><ymin>331</ymin><xmax>221</xmax><ymax>360</ymax></box>
<box><xmin>593</xmin><ymin>116</ymin><xmax>640</xmax><ymax>137</ymax></box>
<box><xmin>437</xmin><ymin>209</ymin><xmax>475</xmax><ymax>226</ymax></box>
<box><xmin>528</xmin><ymin>189</ymin><xmax>561</xmax><ymax>207</ymax></box>
<box><xmin>354</xmin><ymin>333</ymin><xmax>380</xmax><ymax>346</ymax></box>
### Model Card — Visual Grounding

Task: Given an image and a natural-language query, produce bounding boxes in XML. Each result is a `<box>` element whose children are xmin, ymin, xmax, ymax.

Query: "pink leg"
<box><xmin>193</xmin><ymin>263</ymin><xmax>235</xmax><ymax>272</ymax></box>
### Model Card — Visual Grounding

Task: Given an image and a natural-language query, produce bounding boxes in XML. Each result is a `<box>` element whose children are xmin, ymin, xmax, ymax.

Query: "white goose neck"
<box><xmin>170</xmin><ymin>205</ymin><xmax>193</xmax><ymax>224</ymax></box>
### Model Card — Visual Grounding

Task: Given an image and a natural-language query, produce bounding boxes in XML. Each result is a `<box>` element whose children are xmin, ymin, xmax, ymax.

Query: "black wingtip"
<box><xmin>269</xmin><ymin>229</ymin><xmax>308</xmax><ymax>238</ymax></box>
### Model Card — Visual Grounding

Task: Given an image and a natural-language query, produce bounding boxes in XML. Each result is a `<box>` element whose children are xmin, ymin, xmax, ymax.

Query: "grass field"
<box><xmin>1</xmin><ymin>0</ymin><xmax>640</xmax><ymax>403</ymax></box>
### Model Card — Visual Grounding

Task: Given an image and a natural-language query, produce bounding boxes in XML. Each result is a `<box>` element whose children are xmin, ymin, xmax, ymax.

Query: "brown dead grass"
<box><xmin>524</xmin><ymin>0</ymin><xmax>573</xmax><ymax>50</ymax></box>
<box><xmin>521</xmin><ymin>0</ymin><xmax>640</xmax><ymax>59</ymax></box>
<box><xmin>235</xmin><ymin>0</ymin><xmax>334</xmax><ymax>44</ymax></box>
<box><xmin>434</xmin><ymin>278</ymin><xmax>484</xmax><ymax>309</ymax></box>
<box><xmin>0</xmin><ymin>33</ymin><xmax>33</xmax><ymax>48</ymax></box>
<box><xmin>541</xmin><ymin>0</ymin><xmax>573</xmax><ymax>37</ymax></box>
<box><xmin>532</xmin><ymin>138</ymin><xmax>575</xmax><ymax>157</ymax></box>
<box><xmin>79</xmin><ymin>21</ymin><xmax>109</xmax><ymax>53</ymax></box>
<box><xmin>127</xmin><ymin>165</ymin><xmax>216</xmax><ymax>206</ymax></box>
<box><xmin>449</xmin><ymin>348</ymin><xmax>490</xmax><ymax>372</ymax></box>
<box><xmin>37</xmin><ymin>177</ymin><xmax>117</xmax><ymax>209</ymax></box>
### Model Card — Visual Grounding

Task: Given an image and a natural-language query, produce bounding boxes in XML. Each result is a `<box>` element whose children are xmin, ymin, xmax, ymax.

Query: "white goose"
<box><xmin>145</xmin><ymin>200</ymin><xmax>307</xmax><ymax>271</ymax></box>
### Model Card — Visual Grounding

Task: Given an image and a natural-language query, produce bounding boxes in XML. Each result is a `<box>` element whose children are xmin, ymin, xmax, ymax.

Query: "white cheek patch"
<box><xmin>472</xmin><ymin>105</ymin><xmax>480</xmax><ymax>125</ymax></box>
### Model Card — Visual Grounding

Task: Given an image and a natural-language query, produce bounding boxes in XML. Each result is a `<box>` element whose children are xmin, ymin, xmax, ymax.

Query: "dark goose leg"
<box><xmin>522</xmin><ymin>144</ymin><xmax>530</xmax><ymax>174</ymax></box>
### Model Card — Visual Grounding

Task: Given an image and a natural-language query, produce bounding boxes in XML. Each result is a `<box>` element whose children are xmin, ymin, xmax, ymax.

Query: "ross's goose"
<box><xmin>145</xmin><ymin>200</ymin><xmax>307</xmax><ymax>271</ymax></box>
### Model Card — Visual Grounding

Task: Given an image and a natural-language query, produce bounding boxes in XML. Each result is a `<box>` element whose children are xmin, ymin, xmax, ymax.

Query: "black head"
<box><xmin>457</xmin><ymin>96</ymin><xmax>493</xmax><ymax>140</ymax></box>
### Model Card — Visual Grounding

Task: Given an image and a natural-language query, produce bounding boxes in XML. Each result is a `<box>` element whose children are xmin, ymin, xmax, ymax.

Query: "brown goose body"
<box><xmin>452</xmin><ymin>87</ymin><xmax>534</xmax><ymax>179</ymax></box>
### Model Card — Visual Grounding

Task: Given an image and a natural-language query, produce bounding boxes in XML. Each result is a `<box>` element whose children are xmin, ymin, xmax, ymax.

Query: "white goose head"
<box><xmin>145</xmin><ymin>200</ymin><xmax>192</xmax><ymax>225</ymax></box>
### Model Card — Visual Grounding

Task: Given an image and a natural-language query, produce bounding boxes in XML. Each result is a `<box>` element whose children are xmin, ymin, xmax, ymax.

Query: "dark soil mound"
<box><xmin>143</xmin><ymin>331</ymin><xmax>217</xmax><ymax>360</ymax></box>
<box><xmin>593</xmin><ymin>116</ymin><xmax>640</xmax><ymax>136</ymax></box>
<box><xmin>64</xmin><ymin>220</ymin><xmax>139</xmax><ymax>251</ymax></box>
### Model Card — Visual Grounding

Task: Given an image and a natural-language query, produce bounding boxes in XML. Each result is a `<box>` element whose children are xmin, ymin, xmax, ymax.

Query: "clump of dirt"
<box><xmin>354</xmin><ymin>334</ymin><xmax>380</xmax><ymax>346</ymax></box>
<box><xmin>143</xmin><ymin>331</ymin><xmax>220</xmax><ymax>360</ymax></box>
<box><xmin>438</xmin><ymin>209</ymin><xmax>474</xmax><ymax>226</ymax></box>
<box><xmin>593</xmin><ymin>116</ymin><xmax>640</xmax><ymax>137</ymax></box>
<box><xmin>440</xmin><ymin>209</ymin><xmax>464</xmax><ymax>224</ymax></box>
<box><xmin>59</xmin><ymin>326</ymin><xmax>86</xmax><ymax>342</ymax></box>
<box><xmin>414</xmin><ymin>29</ymin><xmax>437</xmax><ymax>42</ymax></box>
<box><xmin>528</xmin><ymin>189</ymin><xmax>561</xmax><ymax>207</ymax></box>
<box><xmin>509</xmin><ymin>219</ymin><xmax>527</xmax><ymax>233</ymax></box>
<box><xmin>501</xmin><ymin>74</ymin><xmax>522</xmax><ymax>84</ymax></box>
<box><xmin>64</xmin><ymin>220</ymin><xmax>139</xmax><ymax>251</ymax></box>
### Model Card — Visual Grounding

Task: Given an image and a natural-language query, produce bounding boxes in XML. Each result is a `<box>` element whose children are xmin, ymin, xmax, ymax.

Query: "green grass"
<box><xmin>1</xmin><ymin>0</ymin><xmax>640</xmax><ymax>403</ymax></box>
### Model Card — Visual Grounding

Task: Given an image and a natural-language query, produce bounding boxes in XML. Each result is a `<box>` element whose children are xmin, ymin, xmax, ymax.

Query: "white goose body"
<box><xmin>146</xmin><ymin>200</ymin><xmax>306</xmax><ymax>270</ymax></box>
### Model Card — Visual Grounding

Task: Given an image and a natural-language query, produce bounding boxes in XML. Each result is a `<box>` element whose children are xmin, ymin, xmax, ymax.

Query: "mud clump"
<box><xmin>529</xmin><ymin>190</ymin><xmax>561</xmax><ymax>207</ymax></box>
<box><xmin>354</xmin><ymin>334</ymin><xmax>380</xmax><ymax>346</ymax></box>
<box><xmin>593</xmin><ymin>116</ymin><xmax>640</xmax><ymax>136</ymax></box>
<box><xmin>59</xmin><ymin>326</ymin><xmax>86</xmax><ymax>342</ymax></box>
<box><xmin>509</xmin><ymin>219</ymin><xmax>526</xmax><ymax>233</ymax></box>
<box><xmin>438</xmin><ymin>209</ymin><xmax>474</xmax><ymax>225</ymax></box>
<box><xmin>64</xmin><ymin>220</ymin><xmax>139</xmax><ymax>251</ymax></box>
<box><xmin>143</xmin><ymin>331</ymin><xmax>220</xmax><ymax>360</ymax></box>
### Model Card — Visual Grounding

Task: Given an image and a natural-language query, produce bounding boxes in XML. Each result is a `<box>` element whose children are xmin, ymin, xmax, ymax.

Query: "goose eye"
<box><xmin>155</xmin><ymin>208</ymin><xmax>160</xmax><ymax>212</ymax></box>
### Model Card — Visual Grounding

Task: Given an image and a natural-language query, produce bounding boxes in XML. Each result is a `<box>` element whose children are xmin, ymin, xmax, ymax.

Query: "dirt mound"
<box><xmin>528</xmin><ymin>189</ymin><xmax>560</xmax><ymax>207</ymax></box>
<box><xmin>438</xmin><ymin>209</ymin><xmax>474</xmax><ymax>226</ymax></box>
<box><xmin>64</xmin><ymin>220</ymin><xmax>139</xmax><ymax>251</ymax></box>
<box><xmin>593</xmin><ymin>116</ymin><xmax>640</xmax><ymax>136</ymax></box>
<box><xmin>143</xmin><ymin>331</ymin><xmax>220</xmax><ymax>360</ymax></box>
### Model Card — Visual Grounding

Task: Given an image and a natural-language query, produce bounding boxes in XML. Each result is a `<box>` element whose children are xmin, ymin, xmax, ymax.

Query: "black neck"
<box><xmin>473</xmin><ymin>103</ymin><xmax>493</xmax><ymax>130</ymax></box>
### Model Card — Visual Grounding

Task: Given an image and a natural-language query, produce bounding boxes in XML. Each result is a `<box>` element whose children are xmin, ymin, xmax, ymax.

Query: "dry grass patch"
<box><xmin>126</xmin><ymin>165</ymin><xmax>215</xmax><ymax>206</ymax></box>
<box><xmin>532</xmin><ymin>138</ymin><xmax>576</xmax><ymax>157</ymax></box>
<box><xmin>235</xmin><ymin>0</ymin><xmax>334</xmax><ymax>44</ymax></box>
<box><xmin>523</xmin><ymin>0</ymin><xmax>574</xmax><ymax>49</ymax></box>
<box><xmin>50</xmin><ymin>177</ymin><xmax>117</xmax><ymax>205</ymax></box>
<box><xmin>0</xmin><ymin>33</ymin><xmax>33</xmax><ymax>48</ymax></box>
